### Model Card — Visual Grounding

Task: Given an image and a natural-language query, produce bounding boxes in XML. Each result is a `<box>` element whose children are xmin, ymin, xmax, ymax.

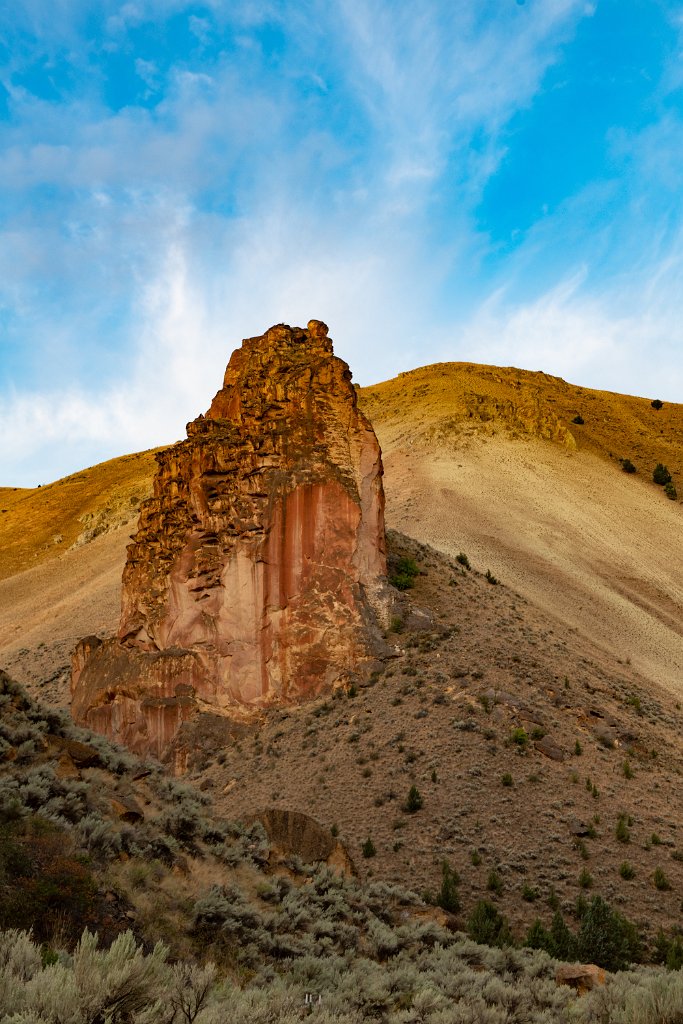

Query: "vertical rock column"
<box><xmin>71</xmin><ymin>320</ymin><xmax>390</xmax><ymax>760</ymax></box>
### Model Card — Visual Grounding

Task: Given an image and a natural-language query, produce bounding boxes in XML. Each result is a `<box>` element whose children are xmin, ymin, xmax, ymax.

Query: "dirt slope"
<box><xmin>0</xmin><ymin>447</ymin><xmax>159</xmax><ymax>581</ymax></box>
<box><xmin>359</xmin><ymin>363</ymin><xmax>683</xmax><ymax>695</ymax></box>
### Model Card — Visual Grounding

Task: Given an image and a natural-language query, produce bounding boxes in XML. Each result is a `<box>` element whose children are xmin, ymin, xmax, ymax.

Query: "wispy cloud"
<box><xmin>1</xmin><ymin>0</ymin><xmax>681</xmax><ymax>485</ymax></box>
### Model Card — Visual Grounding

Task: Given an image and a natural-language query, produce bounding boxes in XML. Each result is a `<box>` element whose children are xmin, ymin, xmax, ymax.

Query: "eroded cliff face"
<box><xmin>71</xmin><ymin>321</ymin><xmax>390</xmax><ymax>762</ymax></box>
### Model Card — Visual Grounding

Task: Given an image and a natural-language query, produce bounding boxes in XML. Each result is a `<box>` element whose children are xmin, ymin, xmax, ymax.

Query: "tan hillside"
<box><xmin>1</xmin><ymin>362</ymin><xmax>683</xmax><ymax>949</ymax></box>
<box><xmin>358</xmin><ymin>363</ymin><xmax>683</xmax><ymax>695</ymax></box>
<box><xmin>0</xmin><ymin>448</ymin><xmax>160</xmax><ymax>581</ymax></box>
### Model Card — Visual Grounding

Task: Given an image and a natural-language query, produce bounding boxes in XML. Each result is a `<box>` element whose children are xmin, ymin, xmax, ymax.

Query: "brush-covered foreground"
<box><xmin>3</xmin><ymin>672</ymin><xmax>683</xmax><ymax>1022</ymax></box>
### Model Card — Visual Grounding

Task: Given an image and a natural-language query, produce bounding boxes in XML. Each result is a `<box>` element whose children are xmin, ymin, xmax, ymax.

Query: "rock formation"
<box><xmin>71</xmin><ymin>321</ymin><xmax>390</xmax><ymax>762</ymax></box>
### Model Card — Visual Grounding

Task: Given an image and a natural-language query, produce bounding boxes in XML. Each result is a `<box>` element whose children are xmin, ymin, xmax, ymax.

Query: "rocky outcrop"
<box><xmin>71</xmin><ymin>321</ymin><xmax>390</xmax><ymax>761</ymax></box>
<box><xmin>256</xmin><ymin>808</ymin><xmax>355</xmax><ymax>876</ymax></box>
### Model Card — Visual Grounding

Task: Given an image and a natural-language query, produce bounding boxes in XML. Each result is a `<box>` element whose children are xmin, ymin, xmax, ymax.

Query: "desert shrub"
<box><xmin>620</xmin><ymin>861</ymin><xmax>636</xmax><ymax>880</ymax></box>
<box><xmin>572</xmin><ymin>414</ymin><xmax>585</xmax><ymax>424</ymax></box>
<box><xmin>501</xmin><ymin>773</ymin><xmax>513</xmax><ymax>787</ymax></box>
<box><xmin>654</xmin><ymin>867</ymin><xmax>671</xmax><ymax>891</ymax></box>
<box><xmin>0</xmin><ymin>929</ymin><xmax>170</xmax><ymax>1023</ymax></box>
<box><xmin>486</xmin><ymin>869</ymin><xmax>503</xmax><ymax>896</ymax></box>
<box><xmin>74</xmin><ymin>814</ymin><xmax>122</xmax><ymax>860</ymax></box>
<box><xmin>455</xmin><ymin>552</ymin><xmax>471</xmax><ymax>570</ymax></box>
<box><xmin>485</xmin><ymin>569</ymin><xmax>499</xmax><ymax>585</ymax></box>
<box><xmin>621</xmin><ymin>458</ymin><xmax>637</xmax><ymax>473</ymax></box>
<box><xmin>664</xmin><ymin>481</ymin><xmax>677</xmax><ymax>500</ymax></box>
<box><xmin>653</xmin><ymin>463</ymin><xmax>672</xmax><ymax>485</ymax></box>
<box><xmin>578</xmin><ymin>868</ymin><xmax>593</xmax><ymax>889</ymax></box>
<box><xmin>616</xmin><ymin>814</ymin><xmax>631</xmax><ymax>844</ymax></box>
<box><xmin>466</xmin><ymin>900</ymin><xmax>512</xmax><ymax>948</ymax></box>
<box><xmin>0</xmin><ymin>817</ymin><xmax>97</xmax><ymax>945</ymax></box>
<box><xmin>651</xmin><ymin>398</ymin><xmax>664</xmax><ymax>409</ymax></box>
<box><xmin>510</xmin><ymin>727</ymin><xmax>528</xmax><ymax>748</ymax></box>
<box><xmin>388</xmin><ymin>557</ymin><xmax>419</xmax><ymax>591</ymax></box>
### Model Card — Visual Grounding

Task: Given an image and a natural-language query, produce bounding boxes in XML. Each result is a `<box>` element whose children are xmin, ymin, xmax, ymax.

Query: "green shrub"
<box><xmin>651</xmin><ymin>399</ymin><xmax>664</xmax><ymax>410</ymax></box>
<box><xmin>664</xmin><ymin>481</ymin><xmax>677</xmax><ymax>500</ymax></box>
<box><xmin>653</xmin><ymin>463</ymin><xmax>672</xmax><ymax>485</ymax></box>
<box><xmin>574</xmin><ymin>739</ymin><xmax>583</xmax><ymax>755</ymax></box>
<box><xmin>455</xmin><ymin>552</ymin><xmax>470</xmax><ymax>570</ymax></box>
<box><xmin>389</xmin><ymin>556</ymin><xmax>419</xmax><ymax>591</ymax></box>
<box><xmin>466</xmin><ymin>899</ymin><xmax>513</xmax><ymax>947</ymax></box>
<box><xmin>654</xmin><ymin>867</ymin><xmax>671</xmax><ymax>891</ymax></box>
<box><xmin>616</xmin><ymin>814</ymin><xmax>631</xmax><ymax>844</ymax></box>
<box><xmin>510</xmin><ymin>727</ymin><xmax>528</xmax><ymax>748</ymax></box>
<box><xmin>572</xmin><ymin>414</ymin><xmax>585</xmax><ymax>425</ymax></box>
<box><xmin>471</xmin><ymin>849</ymin><xmax>482</xmax><ymax>866</ymax></box>
<box><xmin>620</xmin><ymin>862</ymin><xmax>635</xmax><ymax>880</ymax></box>
<box><xmin>522</xmin><ymin>884</ymin><xmax>538</xmax><ymax>902</ymax></box>
<box><xmin>621</xmin><ymin>458</ymin><xmax>637</xmax><ymax>473</ymax></box>
<box><xmin>501</xmin><ymin>773</ymin><xmax>513</xmax><ymax>787</ymax></box>
<box><xmin>486</xmin><ymin>869</ymin><xmax>503</xmax><ymax>895</ymax></box>
<box><xmin>578</xmin><ymin>868</ymin><xmax>593</xmax><ymax>889</ymax></box>
<box><xmin>623</xmin><ymin>760</ymin><xmax>634</xmax><ymax>779</ymax></box>
<box><xmin>485</xmin><ymin>569</ymin><xmax>499</xmax><ymax>585</ymax></box>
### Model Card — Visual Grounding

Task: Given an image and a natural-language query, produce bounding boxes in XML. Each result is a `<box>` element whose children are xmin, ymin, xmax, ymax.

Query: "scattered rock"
<box><xmin>534</xmin><ymin>735</ymin><xmax>564</xmax><ymax>762</ymax></box>
<box><xmin>110</xmin><ymin>793</ymin><xmax>144</xmax><ymax>822</ymax></box>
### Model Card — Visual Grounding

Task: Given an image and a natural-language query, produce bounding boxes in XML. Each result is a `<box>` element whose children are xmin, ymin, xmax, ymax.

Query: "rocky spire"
<box><xmin>71</xmin><ymin>321</ymin><xmax>390</xmax><ymax>765</ymax></box>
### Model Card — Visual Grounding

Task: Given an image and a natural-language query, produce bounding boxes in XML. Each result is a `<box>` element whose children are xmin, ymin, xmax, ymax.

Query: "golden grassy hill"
<box><xmin>1</xmin><ymin>360</ymin><xmax>681</xmax><ymax>698</ymax></box>
<box><xmin>357</xmin><ymin>364</ymin><xmax>683</xmax><ymax>696</ymax></box>
<box><xmin>0</xmin><ymin>448</ymin><xmax>159</xmax><ymax>582</ymax></box>
<box><xmin>359</xmin><ymin>362</ymin><xmax>683</xmax><ymax>482</ymax></box>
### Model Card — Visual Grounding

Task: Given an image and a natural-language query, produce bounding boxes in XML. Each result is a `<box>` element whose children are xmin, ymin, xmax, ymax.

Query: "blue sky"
<box><xmin>1</xmin><ymin>0</ymin><xmax>683</xmax><ymax>485</ymax></box>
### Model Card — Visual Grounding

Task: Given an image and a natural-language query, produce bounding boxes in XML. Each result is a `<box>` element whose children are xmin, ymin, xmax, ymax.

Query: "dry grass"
<box><xmin>0</xmin><ymin>448</ymin><xmax>159</xmax><ymax>581</ymax></box>
<box><xmin>358</xmin><ymin>362</ymin><xmax>683</xmax><ymax>695</ymax></box>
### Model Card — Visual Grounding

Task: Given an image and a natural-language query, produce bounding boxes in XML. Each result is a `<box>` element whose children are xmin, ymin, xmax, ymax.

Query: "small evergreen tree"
<box><xmin>525</xmin><ymin>918</ymin><xmax>553</xmax><ymax>953</ymax></box>
<box><xmin>361</xmin><ymin>837</ymin><xmax>376</xmax><ymax>858</ymax></box>
<box><xmin>437</xmin><ymin>860</ymin><xmax>460</xmax><ymax>914</ymax></box>
<box><xmin>466</xmin><ymin>900</ymin><xmax>513</xmax><ymax>948</ymax></box>
<box><xmin>576</xmin><ymin>895</ymin><xmax>641</xmax><ymax>970</ymax></box>
<box><xmin>653</xmin><ymin>463</ymin><xmax>672</xmax><ymax>485</ymax></box>
<box><xmin>404</xmin><ymin>785</ymin><xmax>423</xmax><ymax>813</ymax></box>
<box><xmin>550</xmin><ymin>910</ymin><xmax>577</xmax><ymax>961</ymax></box>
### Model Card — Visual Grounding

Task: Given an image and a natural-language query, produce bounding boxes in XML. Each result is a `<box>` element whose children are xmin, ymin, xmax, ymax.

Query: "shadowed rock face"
<box><xmin>71</xmin><ymin>321</ymin><xmax>390</xmax><ymax>763</ymax></box>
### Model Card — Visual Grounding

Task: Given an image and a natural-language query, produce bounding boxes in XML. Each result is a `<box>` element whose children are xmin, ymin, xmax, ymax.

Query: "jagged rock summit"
<box><xmin>71</xmin><ymin>320</ymin><xmax>390</xmax><ymax>763</ymax></box>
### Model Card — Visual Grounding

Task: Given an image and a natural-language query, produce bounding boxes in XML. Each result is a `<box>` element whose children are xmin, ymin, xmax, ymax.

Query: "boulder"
<box><xmin>555</xmin><ymin>963</ymin><xmax>606</xmax><ymax>995</ymax></box>
<box><xmin>256</xmin><ymin>807</ymin><xmax>355</xmax><ymax>875</ymax></box>
<box><xmin>72</xmin><ymin>321</ymin><xmax>390</xmax><ymax>761</ymax></box>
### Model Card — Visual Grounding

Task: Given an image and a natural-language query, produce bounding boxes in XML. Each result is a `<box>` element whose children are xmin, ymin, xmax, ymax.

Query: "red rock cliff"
<box><xmin>71</xmin><ymin>321</ymin><xmax>390</xmax><ymax>761</ymax></box>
